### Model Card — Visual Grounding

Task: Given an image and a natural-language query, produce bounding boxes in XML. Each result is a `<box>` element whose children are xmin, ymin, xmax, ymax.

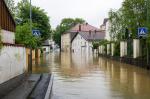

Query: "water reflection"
<box><xmin>33</xmin><ymin>52</ymin><xmax>150</xmax><ymax>99</ymax></box>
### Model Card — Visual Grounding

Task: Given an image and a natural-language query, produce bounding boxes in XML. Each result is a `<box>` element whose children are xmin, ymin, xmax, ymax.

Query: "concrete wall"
<box><xmin>61</xmin><ymin>33</ymin><xmax>71</xmax><ymax>52</ymax></box>
<box><xmin>1</xmin><ymin>30</ymin><xmax>15</xmax><ymax>44</ymax></box>
<box><xmin>71</xmin><ymin>34</ymin><xmax>92</xmax><ymax>54</ymax></box>
<box><xmin>111</xmin><ymin>43</ymin><xmax>115</xmax><ymax>56</ymax></box>
<box><xmin>107</xmin><ymin>44</ymin><xmax>110</xmax><ymax>55</ymax></box>
<box><xmin>120</xmin><ymin>41</ymin><xmax>127</xmax><ymax>57</ymax></box>
<box><xmin>99</xmin><ymin>45</ymin><xmax>105</xmax><ymax>54</ymax></box>
<box><xmin>133</xmin><ymin>39</ymin><xmax>140</xmax><ymax>58</ymax></box>
<box><xmin>0</xmin><ymin>45</ymin><xmax>26</xmax><ymax>84</ymax></box>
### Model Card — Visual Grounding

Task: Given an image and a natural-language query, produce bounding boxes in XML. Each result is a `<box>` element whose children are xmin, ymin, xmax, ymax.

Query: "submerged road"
<box><xmin>33</xmin><ymin>52</ymin><xmax>150</xmax><ymax>99</ymax></box>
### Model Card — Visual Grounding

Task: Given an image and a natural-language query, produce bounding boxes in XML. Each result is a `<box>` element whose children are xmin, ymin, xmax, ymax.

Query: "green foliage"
<box><xmin>16</xmin><ymin>1</ymin><xmax>51</xmax><ymax>41</ymax></box>
<box><xmin>52</xmin><ymin>29</ymin><xmax>61</xmax><ymax>47</ymax></box>
<box><xmin>114</xmin><ymin>41</ymin><xmax>120</xmax><ymax>56</ymax></box>
<box><xmin>53</xmin><ymin>18</ymin><xmax>85</xmax><ymax>46</ymax></box>
<box><xmin>15</xmin><ymin>23</ymin><xmax>41</xmax><ymax>49</ymax></box>
<box><xmin>99</xmin><ymin>40</ymin><xmax>109</xmax><ymax>46</ymax></box>
<box><xmin>92</xmin><ymin>42</ymin><xmax>99</xmax><ymax>49</ymax></box>
<box><xmin>4</xmin><ymin>0</ymin><xmax>16</xmax><ymax>16</ymax></box>
<box><xmin>109</xmin><ymin>0</ymin><xmax>149</xmax><ymax>41</ymax></box>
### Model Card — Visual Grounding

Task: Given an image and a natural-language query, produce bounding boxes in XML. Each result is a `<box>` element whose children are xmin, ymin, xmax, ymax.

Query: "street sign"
<box><xmin>32</xmin><ymin>30</ymin><xmax>41</xmax><ymax>36</ymax></box>
<box><xmin>138</xmin><ymin>27</ymin><xmax>148</xmax><ymax>38</ymax></box>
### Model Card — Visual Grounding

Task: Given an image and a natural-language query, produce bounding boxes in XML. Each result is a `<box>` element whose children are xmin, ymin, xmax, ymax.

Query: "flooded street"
<box><xmin>33</xmin><ymin>52</ymin><xmax>150</xmax><ymax>99</ymax></box>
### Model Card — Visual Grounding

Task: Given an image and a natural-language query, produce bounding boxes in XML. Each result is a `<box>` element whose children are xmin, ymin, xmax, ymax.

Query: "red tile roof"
<box><xmin>68</xmin><ymin>23</ymin><xmax>100</xmax><ymax>32</ymax></box>
<box><xmin>69</xmin><ymin>23</ymin><xmax>105</xmax><ymax>42</ymax></box>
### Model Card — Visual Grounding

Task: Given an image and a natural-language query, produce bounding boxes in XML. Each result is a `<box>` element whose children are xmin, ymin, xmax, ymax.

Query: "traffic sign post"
<box><xmin>138</xmin><ymin>27</ymin><xmax>148</xmax><ymax>38</ymax></box>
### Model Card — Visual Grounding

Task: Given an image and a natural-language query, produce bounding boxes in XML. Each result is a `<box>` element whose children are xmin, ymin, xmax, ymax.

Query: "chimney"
<box><xmin>95</xmin><ymin>30</ymin><xmax>97</xmax><ymax>33</ymax></box>
<box><xmin>79</xmin><ymin>25</ymin><xmax>81</xmax><ymax>31</ymax></box>
<box><xmin>89</xmin><ymin>30</ymin><xmax>91</xmax><ymax>36</ymax></box>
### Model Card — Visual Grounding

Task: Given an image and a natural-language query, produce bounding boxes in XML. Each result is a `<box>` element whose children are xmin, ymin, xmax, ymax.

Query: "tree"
<box><xmin>53</xmin><ymin>18</ymin><xmax>85</xmax><ymax>46</ymax></box>
<box><xmin>4</xmin><ymin>0</ymin><xmax>16</xmax><ymax>16</ymax></box>
<box><xmin>108</xmin><ymin>0</ymin><xmax>148</xmax><ymax>41</ymax></box>
<box><xmin>16</xmin><ymin>1</ymin><xmax>51</xmax><ymax>41</ymax></box>
<box><xmin>15</xmin><ymin>23</ymin><xmax>40</xmax><ymax>49</ymax></box>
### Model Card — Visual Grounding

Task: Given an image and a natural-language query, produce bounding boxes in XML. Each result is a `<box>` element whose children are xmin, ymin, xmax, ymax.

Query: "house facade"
<box><xmin>100</xmin><ymin>18</ymin><xmax>111</xmax><ymax>41</ymax></box>
<box><xmin>61</xmin><ymin>23</ymin><xmax>102</xmax><ymax>52</ymax></box>
<box><xmin>71</xmin><ymin>29</ymin><xmax>105</xmax><ymax>54</ymax></box>
<box><xmin>61</xmin><ymin>33</ymin><xmax>71</xmax><ymax>52</ymax></box>
<box><xmin>71</xmin><ymin>33</ymin><xmax>93</xmax><ymax>54</ymax></box>
<box><xmin>0</xmin><ymin>0</ymin><xmax>16</xmax><ymax>44</ymax></box>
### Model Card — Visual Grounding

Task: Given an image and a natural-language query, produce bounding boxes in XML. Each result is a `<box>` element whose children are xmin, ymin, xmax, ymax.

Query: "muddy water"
<box><xmin>32</xmin><ymin>52</ymin><xmax>150</xmax><ymax>99</ymax></box>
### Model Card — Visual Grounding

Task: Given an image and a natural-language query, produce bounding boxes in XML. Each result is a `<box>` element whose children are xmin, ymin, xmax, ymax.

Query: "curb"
<box><xmin>44</xmin><ymin>74</ymin><xmax>54</xmax><ymax>99</ymax></box>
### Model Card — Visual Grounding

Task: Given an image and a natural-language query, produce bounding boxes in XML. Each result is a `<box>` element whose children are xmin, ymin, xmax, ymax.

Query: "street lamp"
<box><xmin>29</xmin><ymin>0</ymin><xmax>32</xmax><ymax>73</ymax></box>
<box><xmin>146</xmin><ymin>0</ymin><xmax>150</xmax><ymax>66</ymax></box>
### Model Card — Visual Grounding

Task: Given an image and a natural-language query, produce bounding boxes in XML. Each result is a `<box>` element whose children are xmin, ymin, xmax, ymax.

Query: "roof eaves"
<box><xmin>3</xmin><ymin>0</ymin><xmax>16</xmax><ymax>26</ymax></box>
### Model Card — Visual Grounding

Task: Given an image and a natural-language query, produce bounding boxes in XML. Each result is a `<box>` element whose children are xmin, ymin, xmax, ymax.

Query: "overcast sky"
<box><xmin>15</xmin><ymin>0</ymin><xmax>123</xmax><ymax>29</ymax></box>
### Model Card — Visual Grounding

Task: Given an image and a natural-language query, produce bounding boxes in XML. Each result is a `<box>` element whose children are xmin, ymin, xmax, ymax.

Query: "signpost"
<box><xmin>138</xmin><ymin>27</ymin><xmax>148</xmax><ymax>38</ymax></box>
<box><xmin>138</xmin><ymin>27</ymin><xmax>149</xmax><ymax>67</ymax></box>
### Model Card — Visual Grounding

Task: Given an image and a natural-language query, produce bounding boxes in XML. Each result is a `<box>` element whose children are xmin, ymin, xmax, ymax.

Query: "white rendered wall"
<box><xmin>0</xmin><ymin>46</ymin><xmax>26</xmax><ymax>84</ymax></box>
<box><xmin>120</xmin><ymin>41</ymin><xmax>127</xmax><ymax>57</ymax></box>
<box><xmin>1</xmin><ymin>30</ymin><xmax>15</xmax><ymax>44</ymax></box>
<box><xmin>61</xmin><ymin>33</ymin><xmax>70</xmax><ymax>52</ymax></box>
<box><xmin>105</xmin><ymin>21</ymin><xmax>111</xmax><ymax>41</ymax></box>
<box><xmin>107</xmin><ymin>44</ymin><xmax>110</xmax><ymax>55</ymax></box>
<box><xmin>71</xmin><ymin>34</ymin><xmax>92</xmax><ymax>54</ymax></box>
<box><xmin>111</xmin><ymin>43</ymin><xmax>115</xmax><ymax>56</ymax></box>
<box><xmin>133</xmin><ymin>39</ymin><xmax>140</xmax><ymax>58</ymax></box>
<box><xmin>99</xmin><ymin>45</ymin><xmax>105</xmax><ymax>54</ymax></box>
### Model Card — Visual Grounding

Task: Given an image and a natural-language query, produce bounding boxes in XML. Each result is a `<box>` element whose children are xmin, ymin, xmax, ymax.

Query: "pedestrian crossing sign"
<box><xmin>138</xmin><ymin>27</ymin><xmax>148</xmax><ymax>38</ymax></box>
<box><xmin>32</xmin><ymin>30</ymin><xmax>41</xmax><ymax>36</ymax></box>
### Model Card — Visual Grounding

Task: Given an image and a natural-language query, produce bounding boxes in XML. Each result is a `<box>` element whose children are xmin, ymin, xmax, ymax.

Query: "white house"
<box><xmin>71</xmin><ymin>31</ymin><xmax>105</xmax><ymax>54</ymax></box>
<box><xmin>61</xmin><ymin>23</ymin><xmax>103</xmax><ymax>52</ymax></box>
<box><xmin>100</xmin><ymin>18</ymin><xmax>111</xmax><ymax>41</ymax></box>
<box><xmin>105</xmin><ymin>20</ymin><xmax>111</xmax><ymax>41</ymax></box>
<box><xmin>42</xmin><ymin>40</ymin><xmax>51</xmax><ymax>53</ymax></box>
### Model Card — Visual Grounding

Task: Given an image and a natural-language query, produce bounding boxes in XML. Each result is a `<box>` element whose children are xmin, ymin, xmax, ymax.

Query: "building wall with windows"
<box><xmin>71</xmin><ymin>34</ymin><xmax>92</xmax><ymax>54</ymax></box>
<box><xmin>61</xmin><ymin>33</ymin><xmax>71</xmax><ymax>52</ymax></box>
<box><xmin>105</xmin><ymin>21</ymin><xmax>111</xmax><ymax>41</ymax></box>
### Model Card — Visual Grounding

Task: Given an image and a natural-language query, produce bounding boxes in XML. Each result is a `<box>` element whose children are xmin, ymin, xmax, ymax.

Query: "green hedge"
<box><xmin>114</xmin><ymin>41</ymin><xmax>120</xmax><ymax>56</ymax></box>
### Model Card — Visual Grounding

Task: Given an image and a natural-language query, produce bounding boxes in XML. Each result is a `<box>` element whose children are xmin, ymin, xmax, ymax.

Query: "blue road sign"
<box><xmin>138</xmin><ymin>27</ymin><xmax>148</xmax><ymax>38</ymax></box>
<box><xmin>32</xmin><ymin>30</ymin><xmax>41</xmax><ymax>36</ymax></box>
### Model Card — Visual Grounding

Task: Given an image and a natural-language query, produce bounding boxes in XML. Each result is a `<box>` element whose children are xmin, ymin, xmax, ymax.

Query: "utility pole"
<box><xmin>146</xmin><ymin>0</ymin><xmax>150</xmax><ymax>67</ymax></box>
<box><xmin>29</xmin><ymin>0</ymin><xmax>32</xmax><ymax>73</ymax></box>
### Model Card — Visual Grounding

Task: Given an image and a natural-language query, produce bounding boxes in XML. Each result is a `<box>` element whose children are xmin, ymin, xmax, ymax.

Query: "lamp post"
<box><xmin>29</xmin><ymin>0</ymin><xmax>32</xmax><ymax>73</ymax></box>
<box><xmin>147</xmin><ymin>0</ymin><xmax>150</xmax><ymax>66</ymax></box>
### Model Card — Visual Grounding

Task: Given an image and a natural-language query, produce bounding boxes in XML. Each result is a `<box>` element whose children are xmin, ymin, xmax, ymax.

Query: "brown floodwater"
<box><xmin>32</xmin><ymin>52</ymin><xmax>150</xmax><ymax>99</ymax></box>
